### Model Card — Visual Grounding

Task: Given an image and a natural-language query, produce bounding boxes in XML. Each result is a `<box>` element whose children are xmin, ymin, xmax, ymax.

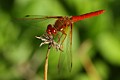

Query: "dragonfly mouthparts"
<box><xmin>35</xmin><ymin>34</ymin><xmax>63</xmax><ymax>51</ymax></box>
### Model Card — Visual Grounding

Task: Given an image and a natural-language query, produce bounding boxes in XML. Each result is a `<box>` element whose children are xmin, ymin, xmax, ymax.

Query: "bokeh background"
<box><xmin>0</xmin><ymin>0</ymin><xmax>120</xmax><ymax>80</ymax></box>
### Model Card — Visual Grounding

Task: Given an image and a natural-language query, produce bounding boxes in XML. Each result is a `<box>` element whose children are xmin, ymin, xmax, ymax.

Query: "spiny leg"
<box><xmin>56</xmin><ymin>33</ymin><xmax>62</xmax><ymax>44</ymax></box>
<box><xmin>56</xmin><ymin>32</ymin><xmax>66</xmax><ymax>51</ymax></box>
<box><xmin>60</xmin><ymin>30</ymin><xmax>67</xmax><ymax>45</ymax></box>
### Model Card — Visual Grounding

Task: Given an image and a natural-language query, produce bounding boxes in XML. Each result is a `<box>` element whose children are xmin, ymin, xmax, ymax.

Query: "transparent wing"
<box><xmin>23</xmin><ymin>15</ymin><xmax>63</xmax><ymax>19</ymax></box>
<box><xmin>67</xmin><ymin>24</ymin><xmax>72</xmax><ymax>72</ymax></box>
<box><xmin>58</xmin><ymin>25</ymin><xmax>72</xmax><ymax>73</ymax></box>
<box><xmin>14</xmin><ymin>15</ymin><xmax>64</xmax><ymax>29</ymax></box>
<box><xmin>16</xmin><ymin>15</ymin><xmax>63</xmax><ymax>23</ymax></box>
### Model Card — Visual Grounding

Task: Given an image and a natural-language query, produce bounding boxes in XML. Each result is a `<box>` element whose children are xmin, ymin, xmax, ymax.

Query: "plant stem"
<box><xmin>79</xmin><ymin>40</ymin><xmax>102</xmax><ymax>80</ymax></box>
<box><xmin>44</xmin><ymin>46</ymin><xmax>51</xmax><ymax>80</ymax></box>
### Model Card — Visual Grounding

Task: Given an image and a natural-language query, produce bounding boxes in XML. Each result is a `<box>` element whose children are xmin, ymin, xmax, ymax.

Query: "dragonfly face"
<box><xmin>46</xmin><ymin>24</ymin><xmax>57</xmax><ymax>35</ymax></box>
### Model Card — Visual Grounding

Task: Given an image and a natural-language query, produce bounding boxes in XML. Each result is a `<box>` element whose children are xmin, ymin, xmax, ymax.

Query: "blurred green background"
<box><xmin>0</xmin><ymin>0</ymin><xmax>120</xmax><ymax>80</ymax></box>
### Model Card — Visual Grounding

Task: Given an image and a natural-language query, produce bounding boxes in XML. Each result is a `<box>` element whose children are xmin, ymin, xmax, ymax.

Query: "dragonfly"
<box><xmin>17</xmin><ymin>10</ymin><xmax>105</xmax><ymax>72</ymax></box>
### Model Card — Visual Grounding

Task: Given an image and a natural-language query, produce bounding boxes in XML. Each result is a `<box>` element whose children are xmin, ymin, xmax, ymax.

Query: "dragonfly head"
<box><xmin>46</xmin><ymin>24</ymin><xmax>57</xmax><ymax>35</ymax></box>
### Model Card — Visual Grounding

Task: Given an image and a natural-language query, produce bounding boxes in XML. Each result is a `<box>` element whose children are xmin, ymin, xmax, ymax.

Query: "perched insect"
<box><xmin>17</xmin><ymin>10</ymin><xmax>105</xmax><ymax>72</ymax></box>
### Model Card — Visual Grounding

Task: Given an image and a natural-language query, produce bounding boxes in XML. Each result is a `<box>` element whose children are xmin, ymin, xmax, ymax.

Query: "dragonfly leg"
<box><xmin>60</xmin><ymin>31</ymin><xmax>67</xmax><ymax>45</ymax></box>
<box><xmin>56</xmin><ymin>31</ymin><xmax>67</xmax><ymax>50</ymax></box>
<box><xmin>57</xmin><ymin>34</ymin><xmax>63</xmax><ymax>44</ymax></box>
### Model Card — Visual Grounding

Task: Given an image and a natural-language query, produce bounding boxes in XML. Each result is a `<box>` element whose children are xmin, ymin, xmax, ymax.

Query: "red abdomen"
<box><xmin>71</xmin><ymin>10</ymin><xmax>105</xmax><ymax>22</ymax></box>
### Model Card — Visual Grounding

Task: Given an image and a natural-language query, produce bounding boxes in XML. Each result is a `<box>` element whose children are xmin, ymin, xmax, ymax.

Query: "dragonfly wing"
<box><xmin>14</xmin><ymin>15</ymin><xmax>64</xmax><ymax>30</ymax></box>
<box><xmin>14</xmin><ymin>15</ymin><xmax>63</xmax><ymax>32</ymax></box>
<box><xmin>18</xmin><ymin>15</ymin><xmax>63</xmax><ymax>19</ymax></box>
<box><xmin>58</xmin><ymin>25</ymin><xmax>72</xmax><ymax>73</ymax></box>
<box><xmin>68</xmin><ymin>24</ymin><xmax>73</xmax><ymax>71</ymax></box>
<box><xmin>65</xmin><ymin>24</ymin><xmax>72</xmax><ymax>72</ymax></box>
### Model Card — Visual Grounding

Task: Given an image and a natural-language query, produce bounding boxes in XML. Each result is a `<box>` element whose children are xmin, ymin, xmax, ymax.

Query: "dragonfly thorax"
<box><xmin>54</xmin><ymin>17</ymin><xmax>72</xmax><ymax>32</ymax></box>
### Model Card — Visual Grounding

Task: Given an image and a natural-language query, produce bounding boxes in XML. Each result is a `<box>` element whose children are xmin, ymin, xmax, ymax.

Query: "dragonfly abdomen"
<box><xmin>71</xmin><ymin>10</ymin><xmax>105</xmax><ymax>22</ymax></box>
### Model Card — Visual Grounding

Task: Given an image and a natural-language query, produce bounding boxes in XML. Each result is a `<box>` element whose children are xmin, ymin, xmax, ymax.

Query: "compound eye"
<box><xmin>46</xmin><ymin>24</ymin><xmax>52</xmax><ymax>35</ymax></box>
<box><xmin>51</xmin><ymin>28</ymin><xmax>57</xmax><ymax>35</ymax></box>
<box><xmin>47</xmin><ymin>24</ymin><xmax>52</xmax><ymax>29</ymax></box>
<box><xmin>46</xmin><ymin>30</ymin><xmax>51</xmax><ymax>35</ymax></box>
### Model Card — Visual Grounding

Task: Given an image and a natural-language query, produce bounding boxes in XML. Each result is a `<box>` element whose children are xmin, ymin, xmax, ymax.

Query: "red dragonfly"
<box><xmin>17</xmin><ymin>10</ymin><xmax>105</xmax><ymax>72</ymax></box>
